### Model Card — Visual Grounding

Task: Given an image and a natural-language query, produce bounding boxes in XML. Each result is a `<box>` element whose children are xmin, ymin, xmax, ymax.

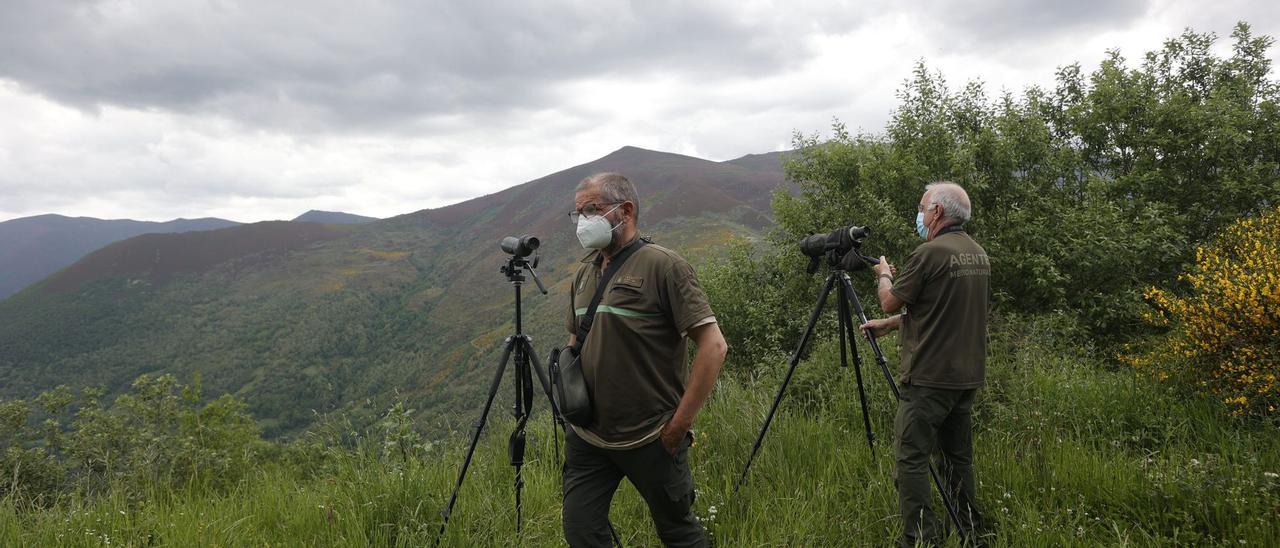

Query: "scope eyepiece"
<box><xmin>846</xmin><ymin>225</ymin><xmax>871</xmax><ymax>240</ymax></box>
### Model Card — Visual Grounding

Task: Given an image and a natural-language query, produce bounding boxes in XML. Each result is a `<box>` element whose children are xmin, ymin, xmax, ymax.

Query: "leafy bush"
<box><xmin>9</xmin><ymin>317</ymin><xmax>1279</xmax><ymax>546</ymax></box>
<box><xmin>719</xmin><ymin>23</ymin><xmax>1280</xmax><ymax>351</ymax></box>
<box><xmin>701</xmin><ymin>238</ymin><xmax>811</xmax><ymax>378</ymax></box>
<box><xmin>1127</xmin><ymin>206</ymin><xmax>1280</xmax><ymax>418</ymax></box>
<box><xmin>0</xmin><ymin>374</ymin><xmax>263</xmax><ymax>507</ymax></box>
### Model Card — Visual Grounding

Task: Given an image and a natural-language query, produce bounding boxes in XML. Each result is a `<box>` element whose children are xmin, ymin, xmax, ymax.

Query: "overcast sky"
<box><xmin>1</xmin><ymin>0</ymin><xmax>1276</xmax><ymax>223</ymax></box>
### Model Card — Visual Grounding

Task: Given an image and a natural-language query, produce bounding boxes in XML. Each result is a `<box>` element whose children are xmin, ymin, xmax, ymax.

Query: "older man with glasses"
<box><xmin>560</xmin><ymin>171</ymin><xmax>727</xmax><ymax>547</ymax></box>
<box><xmin>861</xmin><ymin>181</ymin><xmax>991</xmax><ymax>547</ymax></box>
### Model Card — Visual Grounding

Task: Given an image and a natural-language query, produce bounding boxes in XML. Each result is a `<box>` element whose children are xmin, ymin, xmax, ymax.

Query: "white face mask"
<box><xmin>576</xmin><ymin>203</ymin><xmax>623</xmax><ymax>249</ymax></box>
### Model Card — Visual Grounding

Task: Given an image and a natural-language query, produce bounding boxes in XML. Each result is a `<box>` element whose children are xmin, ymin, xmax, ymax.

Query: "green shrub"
<box><xmin>0</xmin><ymin>374</ymin><xmax>262</xmax><ymax>508</ymax></box>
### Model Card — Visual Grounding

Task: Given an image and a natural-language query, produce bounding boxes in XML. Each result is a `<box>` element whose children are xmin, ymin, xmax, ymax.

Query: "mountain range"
<box><xmin>0</xmin><ymin>215</ymin><xmax>241</xmax><ymax>299</ymax></box>
<box><xmin>0</xmin><ymin>146</ymin><xmax>788</xmax><ymax>436</ymax></box>
<box><xmin>0</xmin><ymin>210</ymin><xmax>381</xmax><ymax>300</ymax></box>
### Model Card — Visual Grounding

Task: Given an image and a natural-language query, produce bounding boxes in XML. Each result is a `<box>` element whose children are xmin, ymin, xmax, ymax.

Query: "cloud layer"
<box><xmin>1</xmin><ymin>0</ymin><xmax>1276</xmax><ymax>222</ymax></box>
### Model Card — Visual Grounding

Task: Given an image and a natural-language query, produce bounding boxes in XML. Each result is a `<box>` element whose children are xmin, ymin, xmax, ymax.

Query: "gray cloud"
<box><xmin>0</xmin><ymin>1</ymin><xmax>869</xmax><ymax>132</ymax></box>
<box><xmin>925</xmin><ymin>0</ymin><xmax>1152</xmax><ymax>46</ymax></box>
<box><xmin>1</xmin><ymin>0</ymin><xmax>1276</xmax><ymax>225</ymax></box>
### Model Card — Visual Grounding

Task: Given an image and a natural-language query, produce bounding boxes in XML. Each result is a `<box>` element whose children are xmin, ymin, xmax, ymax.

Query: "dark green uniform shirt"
<box><xmin>565</xmin><ymin>238</ymin><xmax>715</xmax><ymax>447</ymax></box>
<box><xmin>889</xmin><ymin>227</ymin><xmax>990</xmax><ymax>390</ymax></box>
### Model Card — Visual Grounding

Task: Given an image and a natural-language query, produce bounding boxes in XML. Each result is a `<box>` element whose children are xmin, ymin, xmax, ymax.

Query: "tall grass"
<box><xmin>3</xmin><ymin>326</ymin><xmax>1278</xmax><ymax>546</ymax></box>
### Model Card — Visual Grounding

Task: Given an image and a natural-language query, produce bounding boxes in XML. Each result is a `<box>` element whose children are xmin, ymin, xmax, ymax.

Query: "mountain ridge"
<box><xmin>0</xmin><ymin>145</ymin><xmax>790</xmax><ymax>436</ymax></box>
<box><xmin>0</xmin><ymin>214</ymin><xmax>243</xmax><ymax>299</ymax></box>
<box><xmin>1</xmin><ymin>210</ymin><xmax>386</xmax><ymax>299</ymax></box>
<box><xmin>292</xmin><ymin>210</ymin><xmax>379</xmax><ymax>224</ymax></box>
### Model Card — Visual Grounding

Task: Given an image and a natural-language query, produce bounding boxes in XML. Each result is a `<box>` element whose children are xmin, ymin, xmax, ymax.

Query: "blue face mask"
<box><xmin>915</xmin><ymin>211</ymin><xmax>929</xmax><ymax>239</ymax></box>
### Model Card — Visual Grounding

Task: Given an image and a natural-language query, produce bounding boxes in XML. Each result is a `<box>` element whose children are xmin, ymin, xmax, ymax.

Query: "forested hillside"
<box><xmin>0</xmin><ymin>23</ymin><xmax>1277</xmax><ymax>548</ymax></box>
<box><xmin>0</xmin><ymin>147</ymin><xmax>788</xmax><ymax>436</ymax></box>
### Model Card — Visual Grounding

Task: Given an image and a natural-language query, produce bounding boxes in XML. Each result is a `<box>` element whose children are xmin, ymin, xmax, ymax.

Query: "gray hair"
<box><xmin>577</xmin><ymin>172</ymin><xmax>641</xmax><ymax>221</ymax></box>
<box><xmin>925</xmin><ymin>181</ymin><xmax>972</xmax><ymax>224</ymax></box>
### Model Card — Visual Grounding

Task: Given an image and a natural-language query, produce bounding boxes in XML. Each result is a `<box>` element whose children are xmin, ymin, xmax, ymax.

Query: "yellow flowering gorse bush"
<box><xmin>1128</xmin><ymin>206</ymin><xmax>1280</xmax><ymax>418</ymax></box>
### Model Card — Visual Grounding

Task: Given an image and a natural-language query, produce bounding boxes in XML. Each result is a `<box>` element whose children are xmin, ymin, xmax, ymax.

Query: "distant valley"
<box><xmin>0</xmin><ymin>146</ymin><xmax>788</xmax><ymax>437</ymax></box>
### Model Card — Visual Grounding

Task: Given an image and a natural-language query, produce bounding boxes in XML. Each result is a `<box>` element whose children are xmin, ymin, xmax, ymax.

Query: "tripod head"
<box><xmin>808</xmin><ymin>248</ymin><xmax>880</xmax><ymax>274</ymax></box>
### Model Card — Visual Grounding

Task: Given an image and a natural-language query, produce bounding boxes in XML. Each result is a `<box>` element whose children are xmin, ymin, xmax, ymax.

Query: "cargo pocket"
<box><xmin>663</xmin><ymin>432</ymin><xmax>695</xmax><ymax>504</ymax></box>
<box><xmin>663</xmin><ymin>462</ymin><xmax>694</xmax><ymax>504</ymax></box>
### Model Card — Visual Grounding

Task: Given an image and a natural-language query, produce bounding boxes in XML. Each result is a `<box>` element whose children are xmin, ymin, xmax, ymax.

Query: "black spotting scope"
<box><xmin>501</xmin><ymin>234</ymin><xmax>540</xmax><ymax>258</ymax></box>
<box><xmin>800</xmin><ymin>225</ymin><xmax>879</xmax><ymax>273</ymax></box>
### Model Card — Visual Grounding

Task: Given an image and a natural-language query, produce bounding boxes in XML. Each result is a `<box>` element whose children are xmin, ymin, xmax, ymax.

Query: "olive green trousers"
<box><xmin>894</xmin><ymin>384</ymin><xmax>983</xmax><ymax>547</ymax></box>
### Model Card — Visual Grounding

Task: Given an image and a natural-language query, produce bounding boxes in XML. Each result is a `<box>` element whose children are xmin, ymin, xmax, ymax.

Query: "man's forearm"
<box><xmin>670</xmin><ymin>342</ymin><xmax>725</xmax><ymax>431</ymax></box>
<box><xmin>877</xmin><ymin>274</ymin><xmax>903</xmax><ymax>312</ymax></box>
<box><xmin>885</xmin><ymin>313</ymin><xmax>905</xmax><ymax>330</ymax></box>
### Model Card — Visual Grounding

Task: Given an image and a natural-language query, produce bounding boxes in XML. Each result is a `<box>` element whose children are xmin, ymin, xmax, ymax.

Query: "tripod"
<box><xmin>734</xmin><ymin>254</ymin><xmax>969</xmax><ymax>541</ymax></box>
<box><xmin>438</xmin><ymin>252</ymin><xmax>563</xmax><ymax>541</ymax></box>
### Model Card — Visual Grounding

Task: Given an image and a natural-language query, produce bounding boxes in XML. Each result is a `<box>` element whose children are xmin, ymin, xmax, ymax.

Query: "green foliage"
<box><xmin>0</xmin><ymin>374</ymin><xmax>262</xmax><ymax>508</ymax></box>
<box><xmin>2</xmin><ymin>317</ymin><xmax>1279</xmax><ymax>545</ymax></box>
<box><xmin>699</xmin><ymin>238</ymin><xmax>809</xmax><ymax>378</ymax></box>
<box><xmin>712</xmin><ymin>23</ymin><xmax>1279</xmax><ymax>353</ymax></box>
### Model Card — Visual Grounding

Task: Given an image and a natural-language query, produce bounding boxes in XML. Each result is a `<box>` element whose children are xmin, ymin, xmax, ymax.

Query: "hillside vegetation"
<box><xmin>1</xmin><ymin>322</ymin><xmax>1277</xmax><ymax>546</ymax></box>
<box><xmin>1</xmin><ymin>23</ymin><xmax>1278</xmax><ymax>547</ymax></box>
<box><xmin>0</xmin><ymin>148</ymin><xmax>787</xmax><ymax>437</ymax></box>
<box><xmin>0</xmin><ymin>215</ymin><xmax>241</xmax><ymax>299</ymax></box>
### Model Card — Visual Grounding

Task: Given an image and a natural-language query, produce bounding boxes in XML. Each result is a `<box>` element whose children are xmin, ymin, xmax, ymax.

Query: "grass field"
<box><xmin>3</xmin><ymin>326</ymin><xmax>1278</xmax><ymax>547</ymax></box>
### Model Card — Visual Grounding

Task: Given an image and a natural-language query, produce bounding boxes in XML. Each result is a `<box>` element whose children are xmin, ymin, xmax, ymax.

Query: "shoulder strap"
<box><xmin>574</xmin><ymin>238</ymin><xmax>648</xmax><ymax>352</ymax></box>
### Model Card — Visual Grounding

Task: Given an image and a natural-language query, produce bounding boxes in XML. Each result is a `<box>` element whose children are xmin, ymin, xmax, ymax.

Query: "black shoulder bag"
<box><xmin>550</xmin><ymin>238</ymin><xmax>647</xmax><ymax>427</ymax></box>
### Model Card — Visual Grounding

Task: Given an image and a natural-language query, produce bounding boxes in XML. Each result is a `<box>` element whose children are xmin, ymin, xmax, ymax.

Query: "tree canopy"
<box><xmin>705</xmin><ymin>22</ymin><xmax>1280</xmax><ymax>371</ymax></box>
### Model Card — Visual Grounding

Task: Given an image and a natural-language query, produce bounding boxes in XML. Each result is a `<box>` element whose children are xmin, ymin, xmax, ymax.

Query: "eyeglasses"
<box><xmin>917</xmin><ymin>202</ymin><xmax>937</xmax><ymax>213</ymax></box>
<box><xmin>568</xmin><ymin>201</ymin><xmax>622</xmax><ymax>224</ymax></box>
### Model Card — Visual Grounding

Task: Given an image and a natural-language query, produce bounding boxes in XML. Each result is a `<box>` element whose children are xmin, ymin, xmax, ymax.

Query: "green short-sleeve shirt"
<box><xmin>565</xmin><ymin>238</ymin><xmax>715</xmax><ymax>446</ymax></box>
<box><xmin>889</xmin><ymin>228</ymin><xmax>990</xmax><ymax>390</ymax></box>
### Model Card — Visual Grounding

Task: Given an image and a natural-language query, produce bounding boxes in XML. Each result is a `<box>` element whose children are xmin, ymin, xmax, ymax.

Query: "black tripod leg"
<box><xmin>509</xmin><ymin>339</ymin><xmax>536</xmax><ymax>533</ymax></box>
<box><xmin>735</xmin><ymin>273</ymin><xmax>838</xmax><ymax>492</ymax></box>
<box><xmin>438</xmin><ymin>336</ymin><xmax>517</xmax><ymax>543</ymax></box>
<box><xmin>841</xmin><ymin>275</ymin><xmax>900</xmax><ymax>399</ymax></box>
<box><xmin>523</xmin><ymin>338</ymin><xmax>564</xmax><ymax>462</ymax></box>
<box><xmin>837</xmin><ymin>282</ymin><xmax>850</xmax><ymax>369</ymax></box>
<box><xmin>839</xmin><ymin>275</ymin><xmax>969</xmax><ymax>542</ymax></box>
<box><xmin>837</xmin><ymin>280</ymin><xmax>875</xmax><ymax>452</ymax></box>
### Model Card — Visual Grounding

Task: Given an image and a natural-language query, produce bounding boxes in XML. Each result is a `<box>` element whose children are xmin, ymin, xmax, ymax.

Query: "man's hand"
<box><xmin>660</xmin><ymin>420</ymin><xmax>687</xmax><ymax>456</ymax></box>
<box><xmin>874</xmin><ymin>256</ymin><xmax>896</xmax><ymax>278</ymax></box>
<box><xmin>860</xmin><ymin>316</ymin><xmax>900</xmax><ymax>338</ymax></box>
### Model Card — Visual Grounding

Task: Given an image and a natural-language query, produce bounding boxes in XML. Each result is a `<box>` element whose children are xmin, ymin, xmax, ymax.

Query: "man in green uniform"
<box><xmin>861</xmin><ymin>181</ymin><xmax>990</xmax><ymax>547</ymax></box>
<box><xmin>562</xmin><ymin>172</ymin><xmax>728</xmax><ymax>547</ymax></box>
